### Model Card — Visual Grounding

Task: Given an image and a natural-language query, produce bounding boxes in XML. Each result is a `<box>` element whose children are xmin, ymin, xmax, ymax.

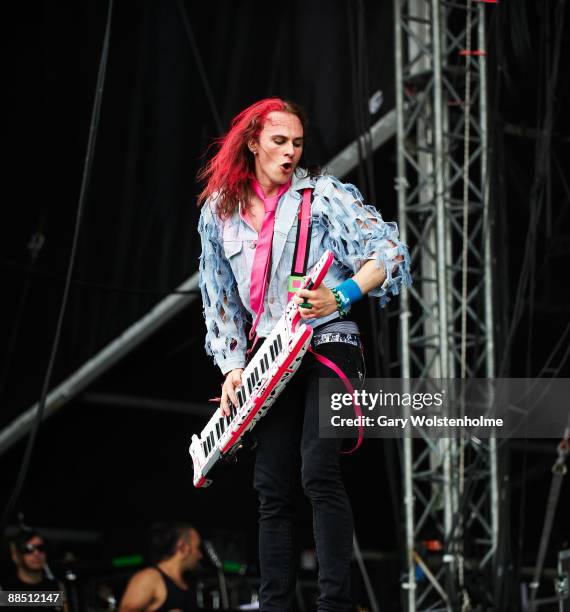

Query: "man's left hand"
<box><xmin>293</xmin><ymin>286</ymin><xmax>337</xmax><ymax>320</ymax></box>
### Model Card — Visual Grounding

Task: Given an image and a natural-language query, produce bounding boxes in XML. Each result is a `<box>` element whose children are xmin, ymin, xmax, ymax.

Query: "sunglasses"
<box><xmin>20</xmin><ymin>543</ymin><xmax>46</xmax><ymax>554</ymax></box>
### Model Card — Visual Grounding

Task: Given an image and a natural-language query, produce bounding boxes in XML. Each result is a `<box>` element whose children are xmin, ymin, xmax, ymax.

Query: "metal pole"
<box><xmin>394</xmin><ymin>2</ymin><xmax>416</xmax><ymax>610</ymax></box>
<box><xmin>479</xmin><ymin>0</ymin><xmax>499</xmax><ymax>580</ymax></box>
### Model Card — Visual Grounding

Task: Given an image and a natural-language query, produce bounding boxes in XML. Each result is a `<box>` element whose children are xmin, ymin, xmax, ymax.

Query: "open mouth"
<box><xmin>281</xmin><ymin>162</ymin><xmax>293</xmax><ymax>172</ymax></box>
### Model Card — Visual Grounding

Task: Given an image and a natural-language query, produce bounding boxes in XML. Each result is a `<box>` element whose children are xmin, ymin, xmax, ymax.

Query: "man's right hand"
<box><xmin>221</xmin><ymin>368</ymin><xmax>243</xmax><ymax>416</ymax></box>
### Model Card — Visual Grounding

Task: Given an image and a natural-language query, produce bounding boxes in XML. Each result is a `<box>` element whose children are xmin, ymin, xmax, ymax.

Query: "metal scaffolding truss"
<box><xmin>393</xmin><ymin>0</ymin><xmax>498</xmax><ymax>610</ymax></box>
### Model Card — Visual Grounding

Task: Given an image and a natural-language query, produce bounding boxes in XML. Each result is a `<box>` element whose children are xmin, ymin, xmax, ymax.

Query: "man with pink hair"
<box><xmin>198</xmin><ymin>98</ymin><xmax>411</xmax><ymax>610</ymax></box>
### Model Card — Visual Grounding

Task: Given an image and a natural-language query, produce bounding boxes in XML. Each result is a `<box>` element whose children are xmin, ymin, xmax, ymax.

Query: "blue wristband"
<box><xmin>334</xmin><ymin>278</ymin><xmax>363</xmax><ymax>308</ymax></box>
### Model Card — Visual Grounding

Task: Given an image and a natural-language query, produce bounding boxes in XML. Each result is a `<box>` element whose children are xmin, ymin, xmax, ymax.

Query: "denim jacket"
<box><xmin>198</xmin><ymin>170</ymin><xmax>412</xmax><ymax>374</ymax></box>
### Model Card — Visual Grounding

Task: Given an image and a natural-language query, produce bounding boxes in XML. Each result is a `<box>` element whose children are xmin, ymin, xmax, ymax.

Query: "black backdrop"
<box><xmin>1</xmin><ymin>0</ymin><xmax>400</xmax><ymax>560</ymax></box>
<box><xmin>2</xmin><ymin>0</ymin><xmax>397</xmax><ymax>419</ymax></box>
<box><xmin>1</xmin><ymin>0</ymin><xmax>569</xmax><ymax>604</ymax></box>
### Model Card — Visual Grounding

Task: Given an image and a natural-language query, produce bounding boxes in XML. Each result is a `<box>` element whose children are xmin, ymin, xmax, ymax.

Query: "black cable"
<box><xmin>360</xmin><ymin>8</ymin><xmax>398</xmax><ymax>527</ymax></box>
<box><xmin>349</xmin><ymin>0</ymin><xmax>383</xmax><ymax>383</ymax></box>
<box><xmin>176</xmin><ymin>0</ymin><xmax>224</xmax><ymax>135</ymax></box>
<box><xmin>497</xmin><ymin>0</ymin><xmax>566</xmax><ymax>378</ymax></box>
<box><xmin>517</xmin><ymin>4</ymin><xmax>550</xmax><ymax>581</ymax></box>
<box><xmin>348</xmin><ymin>0</ymin><xmax>405</xmax><ymax>579</ymax></box>
<box><xmin>445</xmin><ymin>290</ymin><xmax>570</xmax><ymax>609</ymax></box>
<box><xmin>528</xmin><ymin>433</ymin><xmax>569</xmax><ymax>610</ymax></box>
<box><xmin>346</xmin><ymin>1</ymin><xmax>380</xmax><ymax>388</ymax></box>
<box><xmin>347</xmin><ymin>0</ymin><xmax>380</xmax><ymax>387</ymax></box>
<box><xmin>512</xmin><ymin>2</ymin><xmax>566</xmax><ymax>594</ymax></box>
<box><xmin>357</xmin><ymin>0</ymin><xmax>388</xmax><ymax>411</ymax></box>
<box><xmin>357</xmin><ymin>0</ymin><xmax>377</xmax><ymax>205</ymax></box>
<box><xmin>0</xmin><ymin>0</ymin><xmax>115</xmax><ymax>535</ymax></box>
<box><xmin>346</xmin><ymin>1</ymin><xmax>366</xmax><ymax>193</ymax></box>
<box><xmin>524</xmin><ymin>0</ymin><xmax>548</xmax><ymax>380</ymax></box>
<box><xmin>365</xmin><ymin>0</ymin><xmax>404</xmax><ymax>562</ymax></box>
<box><xmin>516</xmin><ymin>436</ymin><xmax>530</xmax><ymax>599</ymax></box>
<box><xmin>0</xmin><ymin>233</ymin><xmax>45</xmax><ymax>407</ymax></box>
<box><xmin>534</xmin><ymin>323</ymin><xmax>570</xmax><ymax>380</ymax></box>
<box><xmin>354</xmin><ymin>0</ymin><xmax>385</xmax><ymax>385</ymax></box>
<box><xmin>441</xmin><ymin>322</ymin><xmax>570</xmax><ymax>570</ymax></box>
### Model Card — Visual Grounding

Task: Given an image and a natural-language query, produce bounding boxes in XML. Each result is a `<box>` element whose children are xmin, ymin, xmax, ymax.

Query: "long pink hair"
<box><xmin>197</xmin><ymin>98</ymin><xmax>308</xmax><ymax>219</ymax></box>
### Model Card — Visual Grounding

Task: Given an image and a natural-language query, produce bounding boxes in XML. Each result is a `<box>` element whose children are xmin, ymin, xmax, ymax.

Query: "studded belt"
<box><xmin>312</xmin><ymin>332</ymin><xmax>361</xmax><ymax>348</ymax></box>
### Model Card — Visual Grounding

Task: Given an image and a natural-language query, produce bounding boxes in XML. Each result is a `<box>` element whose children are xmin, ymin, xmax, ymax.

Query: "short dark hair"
<box><xmin>149</xmin><ymin>522</ymin><xmax>194</xmax><ymax>562</ymax></box>
<box><xmin>8</xmin><ymin>528</ymin><xmax>42</xmax><ymax>554</ymax></box>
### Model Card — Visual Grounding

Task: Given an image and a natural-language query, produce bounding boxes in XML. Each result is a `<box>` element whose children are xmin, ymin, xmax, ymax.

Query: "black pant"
<box><xmin>253</xmin><ymin>336</ymin><xmax>364</xmax><ymax>612</ymax></box>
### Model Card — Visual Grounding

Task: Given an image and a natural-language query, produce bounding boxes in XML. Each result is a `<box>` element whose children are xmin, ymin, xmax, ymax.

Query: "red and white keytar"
<box><xmin>189</xmin><ymin>250</ymin><xmax>334</xmax><ymax>488</ymax></box>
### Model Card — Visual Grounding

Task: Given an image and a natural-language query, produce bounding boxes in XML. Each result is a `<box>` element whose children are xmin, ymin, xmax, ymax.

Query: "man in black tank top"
<box><xmin>120</xmin><ymin>523</ymin><xmax>202</xmax><ymax>612</ymax></box>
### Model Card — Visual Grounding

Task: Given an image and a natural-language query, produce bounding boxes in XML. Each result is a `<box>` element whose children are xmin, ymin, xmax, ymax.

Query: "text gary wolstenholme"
<box><xmin>330</xmin><ymin>413</ymin><xmax>504</xmax><ymax>429</ymax></box>
<box><xmin>329</xmin><ymin>389</ymin><xmax>503</xmax><ymax>430</ymax></box>
<box><xmin>319</xmin><ymin>378</ymin><xmax>570</xmax><ymax>439</ymax></box>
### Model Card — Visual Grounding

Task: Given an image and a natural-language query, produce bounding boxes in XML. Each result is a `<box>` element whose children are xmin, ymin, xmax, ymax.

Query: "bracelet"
<box><xmin>330</xmin><ymin>287</ymin><xmax>349</xmax><ymax>318</ymax></box>
<box><xmin>334</xmin><ymin>278</ymin><xmax>363</xmax><ymax>308</ymax></box>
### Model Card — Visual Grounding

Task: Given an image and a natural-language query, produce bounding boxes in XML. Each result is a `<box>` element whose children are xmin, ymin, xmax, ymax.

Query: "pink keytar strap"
<box><xmin>308</xmin><ymin>346</ymin><xmax>363</xmax><ymax>453</ymax></box>
<box><xmin>287</xmin><ymin>188</ymin><xmax>313</xmax><ymax>301</ymax></box>
<box><xmin>293</xmin><ymin>188</ymin><xmax>312</xmax><ymax>273</ymax></box>
<box><xmin>249</xmin><ymin>178</ymin><xmax>291</xmax><ymax>340</ymax></box>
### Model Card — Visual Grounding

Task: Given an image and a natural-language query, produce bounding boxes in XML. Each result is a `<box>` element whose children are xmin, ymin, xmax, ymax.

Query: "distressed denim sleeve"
<box><xmin>315</xmin><ymin>176</ymin><xmax>412</xmax><ymax>306</ymax></box>
<box><xmin>198</xmin><ymin>202</ymin><xmax>248</xmax><ymax>374</ymax></box>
